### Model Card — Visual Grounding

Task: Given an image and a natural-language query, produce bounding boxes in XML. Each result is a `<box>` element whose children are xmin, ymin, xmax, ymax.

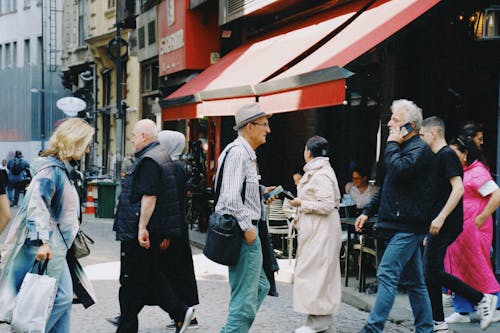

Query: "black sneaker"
<box><xmin>166</xmin><ymin>318</ymin><xmax>198</xmax><ymax>330</ymax></box>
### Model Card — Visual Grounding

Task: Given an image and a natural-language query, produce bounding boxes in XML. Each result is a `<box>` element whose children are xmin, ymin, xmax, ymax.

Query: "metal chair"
<box><xmin>266</xmin><ymin>199</ymin><xmax>297</xmax><ymax>264</ymax></box>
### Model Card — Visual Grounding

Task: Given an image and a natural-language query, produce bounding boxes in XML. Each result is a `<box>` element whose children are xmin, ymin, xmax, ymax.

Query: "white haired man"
<box><xmin>355</xmin><ymin>99</ymin><xmax>436</xmax><ymax>333</ymax></box>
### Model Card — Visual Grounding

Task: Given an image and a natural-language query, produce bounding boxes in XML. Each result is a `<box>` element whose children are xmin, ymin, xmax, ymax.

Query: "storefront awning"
<box><xmin>161</xmin><ymin>0</ymin><xmax>440</xmax><ymax>120</ymax></box>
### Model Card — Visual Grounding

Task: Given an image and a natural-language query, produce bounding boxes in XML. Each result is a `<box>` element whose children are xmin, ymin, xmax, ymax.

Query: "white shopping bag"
<box><xmin>11</xmin><ymin>261</ymin><xmax>57</xmax><ymax>333</ymax></box>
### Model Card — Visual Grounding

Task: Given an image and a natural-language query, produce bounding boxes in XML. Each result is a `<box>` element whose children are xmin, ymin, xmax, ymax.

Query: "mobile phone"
<box><xmin>264</xmin><ymin>185</ymin><xmax>283</xmax><ymax>199</ymax></box>
<box><xmin>400</xmin><ymin>122</ymin><xmax>413</xmax><ymax>136</ymax></box>
<box><xmin>282</xmin><ymin>190</ymin><xmax>296</xmax><ymax>200</ymax></box>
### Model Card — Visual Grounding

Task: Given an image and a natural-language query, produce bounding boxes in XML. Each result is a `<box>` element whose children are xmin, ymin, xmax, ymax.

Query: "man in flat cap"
<box><xmin>216</xmin><ymin>103</ymin><xmax>277</xmax><ymax>333</ymax></box>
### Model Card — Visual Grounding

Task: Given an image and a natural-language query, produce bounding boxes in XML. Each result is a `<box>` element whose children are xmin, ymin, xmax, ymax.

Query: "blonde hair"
<box><xmin>42</xmin><ymin>118</ymin><xmax>94</xmax><ymax>161</ymax></box>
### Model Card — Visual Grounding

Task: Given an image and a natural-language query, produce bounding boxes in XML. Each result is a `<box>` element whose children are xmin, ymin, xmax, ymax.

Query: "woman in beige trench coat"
<box><xmin>289</xmin><ymin>136</ymin><xmax>342</xmax><ymax>333</ymax></box>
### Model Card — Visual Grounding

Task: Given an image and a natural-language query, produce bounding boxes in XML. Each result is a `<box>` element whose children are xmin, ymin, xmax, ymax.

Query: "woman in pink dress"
<box><xmin>445</xmin><ymin>135</ymin><xmax>500</xmax><ymax>324</ymax></box>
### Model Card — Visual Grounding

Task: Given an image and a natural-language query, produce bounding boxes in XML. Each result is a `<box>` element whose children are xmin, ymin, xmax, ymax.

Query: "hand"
<box><xmin>35</xmin><ymin>243</ymin><xmax>52</xmax><ymax>261</ymax></box>
<box><xmin>263</xmin><ymin>186</ymin><xmax>277</xmax><ymax>205</ymax></box>
<box><xmin>475</xmin><ymin>214</ymin><xmax>487</xmax><ymax>229</ymax></box>
<box><xmin>354</xmin><ymin>214</ymin><xmax>368</xmax><ymax>233</ymax></box>
<box><xmin>289</xmin><ymin>198</ymin><xmax>302</xmax><ymax>207</ymax></box>
<box><xmin>387</xmin><ymin>126</ymin><xmax>404</xmax><ymax>144</ymax></box>
<box><xmin>138</xmin><ymin>228</ymin><xmax>150</xmax><ymax>249</ymax></box>
<box><xmin>159</xmin><ymin>239</ymin><xmax>170</xmax><ymax>250</ymax></box>
<box><xmin>429</xmin><ymin>216</ymin><xmax>445</xmax><ymax>235</ymax></box>
<box><xmin>244</xmin><ymin>228</ymin><xmax>257</xmax><ymax>245</ymax></box>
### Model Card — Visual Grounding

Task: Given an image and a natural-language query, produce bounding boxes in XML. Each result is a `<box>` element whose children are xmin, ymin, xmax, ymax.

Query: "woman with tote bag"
<box><xmin>0</xmin><ymin>118</ymin><xmax>95</xmax><ymax>333</ymax></box>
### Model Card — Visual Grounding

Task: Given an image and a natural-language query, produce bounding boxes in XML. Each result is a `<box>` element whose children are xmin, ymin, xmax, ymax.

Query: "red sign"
<box><xmin>158</xmin><ymin>0</ymin><xmax>221</xmax><ymax>77</ymax></box>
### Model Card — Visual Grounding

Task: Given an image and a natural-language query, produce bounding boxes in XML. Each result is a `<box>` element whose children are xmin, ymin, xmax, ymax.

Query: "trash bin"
<box><xmin>96</xmin><ymin>181</ymin><xmax>117</xmax><ymax>218</ymax></box>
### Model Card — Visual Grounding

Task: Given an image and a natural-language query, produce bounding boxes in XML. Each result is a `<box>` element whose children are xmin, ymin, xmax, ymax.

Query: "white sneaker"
<box><xmin>442</xmin><ymin>293</ymin><xmax>453</xmax><ymax>308</ymax></box>
<box><xmin>477</xmin><ymin>294</ymin><xmax>498</xmax><ymax>330</ymax></box>
<box><xmin>493</xmin><ymin>309</ymin><xmax>500</xmax><ymax>323</ymax></box>
<box><xmin>433</xmin><ymin>320</ymin><xmax>449</xmax><ymax>332</ymax></box>
<box><xmin>445</xmin><ymin>312</ymin><xmax>471</xmax><ymax>324</ymax></box>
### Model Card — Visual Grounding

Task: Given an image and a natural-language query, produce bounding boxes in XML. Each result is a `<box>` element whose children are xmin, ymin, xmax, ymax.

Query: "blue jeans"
<box><xmin>220</xmin><ymin>227</ymin><xmax>270</xmax><ymax>333</ymax></box>
<box><xmin>361</xmin><ymin>232</ymin><xmax>433</xmax><ymax>333</ymax></box>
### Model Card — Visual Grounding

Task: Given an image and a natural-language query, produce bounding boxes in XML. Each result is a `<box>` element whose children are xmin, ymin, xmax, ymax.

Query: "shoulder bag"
<box><xmin>203</xmin><ymin>146</ymin><xmax>245</xmax><ymax>266</ymax></box>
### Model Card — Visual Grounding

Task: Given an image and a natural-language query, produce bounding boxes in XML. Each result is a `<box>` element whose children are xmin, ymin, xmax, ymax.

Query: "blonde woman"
<box><xmin>0</xmin><ymin>118</ymin><xmax>95</xmax><ymax>332</ymax></box>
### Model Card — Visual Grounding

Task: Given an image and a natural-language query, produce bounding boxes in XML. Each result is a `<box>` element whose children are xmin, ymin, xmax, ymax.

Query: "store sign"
<box><xmin>160</xmin><ymin>29</ymin><xmax>184</xmax><ymax>55</ymax></box>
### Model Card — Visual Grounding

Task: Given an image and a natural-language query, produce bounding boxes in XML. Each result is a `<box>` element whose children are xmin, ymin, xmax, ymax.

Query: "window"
<box><xmin>24</xmin><ymin>39</ymin><xmax>30</xmax><ymax>65</ymax></box>
<box><xmin>108</xmin><ymin>0</ymin><xmax>115</xmax><ymax>9</ymax></box>
<box><xmin>143</xmin><ymin>65</ymin><xmax>151</xmax><ymax>91</ymax></box>
<box><xmin>24</xmin><ymin>0</ymin><xmax>31</xmax><ymax>8</ymax></box>
<box><xmin>0</xmin><ymin>45</ymin><xmax>3</xmax><ymax>69</ymax></box>
<box><xmin>37</xmin><ymin>36</ymin><xmax>43</xmax><ymax>64</ymax></box>
<box><xmin>78</xmin><ymin>0</ymin><xmax>87</xmax><ymax>47</ymax></box>
<box><xmin>5</xmin><ymin>43</ymin><xmax>11</xmax><ymax>68</ymax></box>
<box><xmin>102</xmin><ymin>70</ymin><xmax>112</xmax><ymax>106</ymax></box>
<box><xmin>148</xmin><ymin>21</ymin><xmax>156</xmax><ymax>45</ymax></box>
<box><xmin>138</xmin><ymin>26</ymin><xmax>145</xmax><ymax>49</ymax></box>
<box><xmin>12</xmin><ymin>42</ymin><xmax>17</xmax><ymax>67</ymax></box>
<box><xmin>2</xmin><ymin>0</ymin><xmax>16</xmax><ymax>13</ymax></box>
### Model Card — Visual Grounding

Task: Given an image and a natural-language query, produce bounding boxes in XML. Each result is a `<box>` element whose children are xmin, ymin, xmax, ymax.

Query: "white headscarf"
<box><xmin>158</xmin><ymin>130</ymin><xmax>186</xmax><ymax>160</ymax></box>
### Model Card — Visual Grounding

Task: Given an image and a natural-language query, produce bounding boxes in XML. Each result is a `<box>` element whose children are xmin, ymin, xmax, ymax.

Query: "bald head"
<box><xmin>131</xmin><ymin>119</ymin><xmax>158</xmax><ymax>152</ymax></box>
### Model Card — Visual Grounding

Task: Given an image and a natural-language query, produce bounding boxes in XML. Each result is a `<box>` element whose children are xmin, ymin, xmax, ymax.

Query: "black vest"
<box><xmin>131</xmin><ymin>142</ymin><xmax>184</xmax><ymax>239</ymax></box>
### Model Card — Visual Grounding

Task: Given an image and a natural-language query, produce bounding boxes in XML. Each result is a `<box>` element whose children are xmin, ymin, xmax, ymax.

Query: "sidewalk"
<box><xmin>188</xmin><ymin>228</ymin><xmax>500</xmax><ymax>333</ymax></box>
<box><xmin>188</xmin><ymin>229</ymin><xmax>413</xmax><ymax>325</ymax></box>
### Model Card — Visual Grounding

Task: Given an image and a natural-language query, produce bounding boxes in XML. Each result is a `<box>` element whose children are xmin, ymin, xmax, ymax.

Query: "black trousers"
<box><xmin>423</xmin><ymin>231</ymin><xmax>483</xmax><ymax>321</ymax></box>
<box><xmin>117</xmin><ymin>239</ymin><xmax>187</xmax><ymax>333</ymax></box>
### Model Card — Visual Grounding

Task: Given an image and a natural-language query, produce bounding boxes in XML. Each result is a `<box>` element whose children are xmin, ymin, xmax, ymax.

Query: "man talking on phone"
<box><xmin>355</xmin><ymin>99</ymin><xmax>436</xmax><ymax>333</ymax></box>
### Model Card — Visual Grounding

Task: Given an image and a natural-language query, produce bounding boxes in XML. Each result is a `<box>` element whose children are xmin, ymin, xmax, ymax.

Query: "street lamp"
<box><xmin>107</xmin><ymin>25</ymin><xmax>129</xmax><ymax>192</ymax></box>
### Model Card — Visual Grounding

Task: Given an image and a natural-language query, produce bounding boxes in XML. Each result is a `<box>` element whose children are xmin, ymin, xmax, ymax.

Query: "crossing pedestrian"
<box><xmin>355</xmin><ymin>99</ymin><xmax>436</xmax><ymax>333</ymax></box>
<box><xmin>419</xmin><ymin>117</ymin><xmax>497</xmax><ymax>331</ymax></box>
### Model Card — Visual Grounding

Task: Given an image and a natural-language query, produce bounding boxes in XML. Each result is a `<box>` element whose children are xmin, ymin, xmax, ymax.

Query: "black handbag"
<box><xmin>203</xmin><ymin>146</ymin><xmax>245</xmax><ymax>266</ymax></box>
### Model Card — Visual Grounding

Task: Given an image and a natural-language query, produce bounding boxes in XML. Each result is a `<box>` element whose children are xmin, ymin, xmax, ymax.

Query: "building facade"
<box><xmin>0</xmin><ymin>0</ymin><xmax>66</xmax><ymax>163</ymax></box>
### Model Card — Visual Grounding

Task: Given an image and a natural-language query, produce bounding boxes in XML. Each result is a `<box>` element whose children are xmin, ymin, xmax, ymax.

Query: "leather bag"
<box><xmin>70</xmin><ymin>229</ymin><xmax>94</xmax><ymax>259</ymax></box>
<box><xmin>203</xmin><ymin>146</ymin><xmax>244</xmax><ymax>266</ymax></box>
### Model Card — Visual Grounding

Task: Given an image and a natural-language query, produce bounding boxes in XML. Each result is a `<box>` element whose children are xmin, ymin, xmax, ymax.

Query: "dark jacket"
<box><xmin>131</xmin><ymin>141</ymin><xmax>184</xmax><ymax>239</ymax></box>
<box><xmin>362</xmin><ymin>135</ymin><xmax>436</xmax><ymax>234</ymax></box>
<box><xmin>113</xmin><ymin>162</ymin><xmax>141</xmax><ymax>241</ymax></box>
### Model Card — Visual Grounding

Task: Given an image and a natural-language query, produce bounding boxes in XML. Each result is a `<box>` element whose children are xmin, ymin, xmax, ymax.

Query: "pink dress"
<box><xmin>444</xmin><ymin>160</ymin><xmax>500</xmax><ymax>294</ymax></box>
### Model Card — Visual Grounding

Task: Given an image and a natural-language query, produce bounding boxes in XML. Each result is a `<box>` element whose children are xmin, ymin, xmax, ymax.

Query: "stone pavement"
<box><xmin>0</xmin><ymin>211</ymin><xmax>498</xmax><ymax>332</ymax></box>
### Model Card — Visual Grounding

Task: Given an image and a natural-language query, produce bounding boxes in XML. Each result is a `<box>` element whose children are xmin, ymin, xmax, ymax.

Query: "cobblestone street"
<box><xmin>0</xmin><ymin>216</ymin><xmax>410</xmax><ymax>333</ymax></box>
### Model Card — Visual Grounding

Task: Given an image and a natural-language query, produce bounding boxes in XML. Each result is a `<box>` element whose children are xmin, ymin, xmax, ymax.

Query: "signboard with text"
<box><xmin>158</xmin><ymin>0</ymin><xmax>220</xmax><ymax>77</ymax></box>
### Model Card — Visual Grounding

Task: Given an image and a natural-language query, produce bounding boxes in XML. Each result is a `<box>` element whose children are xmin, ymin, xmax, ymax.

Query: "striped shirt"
<box><xmin>215</xmin><ymin>136</ymin><xmax>262</xmax><ymax>231</ymax></box>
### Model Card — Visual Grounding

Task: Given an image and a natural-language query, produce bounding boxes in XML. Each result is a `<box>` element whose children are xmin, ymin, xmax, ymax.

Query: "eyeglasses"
<box><xmin>251</xmin><ymin>122</ymin><xmax>270</xmax><ymax>128</ymax></box>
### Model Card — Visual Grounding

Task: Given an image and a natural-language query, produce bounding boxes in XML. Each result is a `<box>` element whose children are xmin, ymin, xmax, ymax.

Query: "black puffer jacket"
<box><xmin>362</xmin><ymin>135</ymin><xmax>436</xmax><ymax>234</ymax></box>
<box><xmin>131</xmin><ymin>142</ymin><xmax>184</xmax><ymax>239</ymax></box>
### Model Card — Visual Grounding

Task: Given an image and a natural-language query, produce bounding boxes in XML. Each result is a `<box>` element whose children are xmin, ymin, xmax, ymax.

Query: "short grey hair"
<box><xmin>391</xmin><ymin>99</ymin><xmax>423</xmax><ymax>130</ymax></box>
<box><xmin>422</xmin><ymin>116</ymin><xmax>445</xmax><ymax>137</ymax></box>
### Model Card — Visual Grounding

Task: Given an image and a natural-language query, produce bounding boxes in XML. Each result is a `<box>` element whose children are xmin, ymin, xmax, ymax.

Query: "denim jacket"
<box><xmin>0</xmin><ymin>156</ymin><xmax>83</xmax><ymax>322</ymax></box>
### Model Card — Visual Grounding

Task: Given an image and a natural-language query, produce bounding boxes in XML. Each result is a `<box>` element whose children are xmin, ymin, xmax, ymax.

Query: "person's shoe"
<box><xmin>175</xmin><ymin>306</ymin><xmax>196</xmax><ymax>333</ymax></box>
<box><xmin>477</xmin><ymin>294</ymin><xmax>498</xmax><ymax>330</ymax></box>
<box><xmin>442</xmin><ymin>293</ymin><xmax>453</xmax><ymax>308</ymax></box>
<box><xmin>492</xmin><ymin>309</ymin><xmax>500</xmax><ymax>323</ymax></box>
<box><xmin>433</xmin><ymin>320</ymin><xmax>449</xmax><ymax>332</ymax></box>
<box><xmin>167</xmin><ymin>318</ymin><xmax>198</xmax><ymax>330</ymax></box>
<box><xmin>105</xmin><ymin>315</ymin><xmax>121</xmax><ymax>327</ymax></box>
<box><xmin>445</xmin><ymin>312</ymin><xmax>471</xmax><ymax>324</ymax></box>
<box><xmin>293</xmin><ymin>326</ymin><xmax>321</xmax><ymax>333</ymax></box>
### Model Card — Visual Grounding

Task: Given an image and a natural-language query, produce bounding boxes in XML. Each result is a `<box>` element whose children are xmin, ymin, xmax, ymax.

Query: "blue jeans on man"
<box><xmin>361</xmin><ymin>231</ymin><xmax>433</xmax><ymax>333</ymax></box>
<box><xmin>220</xmin><ymin>226</ymin><xmax>270</xmax><ymax>333</ymax></box>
